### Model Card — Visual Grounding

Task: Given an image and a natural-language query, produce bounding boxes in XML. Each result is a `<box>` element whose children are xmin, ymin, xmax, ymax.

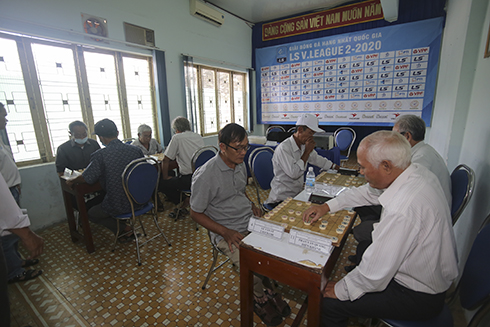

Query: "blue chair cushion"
<box><xmin>335</xmin><ymin>129</ymin><xmax>354</xmax><ymax>151</ymax></box>
<box><xmin>115</xmin><ymin>202</ymin><xmax>154</xmax><ymax>219</ymax></box>
<box><xmin>252</xmin><ymin>151</ymin><xmax>274</xmax><ymax>190</ymax></box>
<box><xmin>383</xmin><ymin>304</ymin><xmax>453</xmax><ymax>327</ymax></box>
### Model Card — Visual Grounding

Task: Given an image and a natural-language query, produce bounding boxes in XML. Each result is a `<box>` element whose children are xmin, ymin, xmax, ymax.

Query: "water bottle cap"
<box><xmin>308</xmin><ymin>167</ymin><xmax>313</xmax><ymax>171</ymax></box>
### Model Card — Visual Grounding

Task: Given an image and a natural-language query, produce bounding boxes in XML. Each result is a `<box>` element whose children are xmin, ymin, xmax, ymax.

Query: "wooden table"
<box><xmin>239</xmin><ymin>221</ymin><xmax>353</xmax><ymax>327</ymax></box>
<box><xmin>59</xmin><ymin>177</ymin><xmax>101</xmax><ymax>253</ymax></box>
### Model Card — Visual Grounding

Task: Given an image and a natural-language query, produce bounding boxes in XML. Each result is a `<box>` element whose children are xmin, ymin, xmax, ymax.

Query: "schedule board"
<box><xmin>256</xmin><ymin>17</ymin><xmax>444</xmax><ymax>126</ymax></box>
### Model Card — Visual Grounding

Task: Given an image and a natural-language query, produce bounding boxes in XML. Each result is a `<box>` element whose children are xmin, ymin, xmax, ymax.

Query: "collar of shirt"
<box><xmin>411</xmin><ymin>141</ymin><xmax>426</xmax><ymax>154</ymax></box>
<box><xmin>378</xmin><ymin>163</ymin><xmax>416</xmax><ymax>207</ymax></box>
<box><xmin>216</xmin><ymin>153</ymin><xmax>243</xmax><ymax>172</ymax></box>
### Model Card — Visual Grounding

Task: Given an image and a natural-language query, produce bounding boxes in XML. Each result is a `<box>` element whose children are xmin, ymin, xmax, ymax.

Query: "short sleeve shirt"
<box><xmin>0</xmin><ymin>139</ymin><xmax>21</xmax><ymax>188</ymax></box>
<box><xmin>190</xmin><ymin>153</ymin><xmax>252</xmax><ymax>244</ymax></box>
<box><xmin>131</xmin><ymin>138</ymin><xmax>163</xmax><ymax>155</ymax></box>
<box><xmin>164</xmin><ymin>131</ymin><xmax>204</xmax><ymax>175</ymax></box>
<box><xmin>55</xmin><ymin>138</ymin><xmax>101</xmax><ymax>173</ymax></box>
<box><xmin>82</xmin><ymin>139</ymin><xmax>144</xmax><ymax>216</ymax></box>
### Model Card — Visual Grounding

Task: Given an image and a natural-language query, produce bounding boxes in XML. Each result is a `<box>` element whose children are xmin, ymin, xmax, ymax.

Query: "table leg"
<box><xmin>307</xmin><ymin>288</ymin><xmax>322</xmax><ymax>327</ymax></box>
<box><xmin>61</xmin><ymin>190</ymin><xmax>77</xmax><ymax>243</ymax></box>
<box><xmin>76</xmin><ymin>193</ymin><xmax>95</xmax><ymax>253</ymax></box>
<box><xmin>239</xmin><ymin>248</ymin><xmax>254</xmax><ymax>327</ymax></box>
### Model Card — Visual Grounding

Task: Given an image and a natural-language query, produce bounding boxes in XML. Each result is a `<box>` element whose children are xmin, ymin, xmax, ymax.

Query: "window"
<box><xmin>185</xmin><ymin>63</ymin><xmax>248</xmax><ymax>136</ymax></box>
<box><xmin>0</xmin><ymin>32</ymin><xmax>156</xmax><ymax>165</ymax></box>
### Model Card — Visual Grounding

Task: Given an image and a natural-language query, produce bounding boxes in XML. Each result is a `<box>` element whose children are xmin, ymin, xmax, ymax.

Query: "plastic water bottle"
<box><xmin>305</xmin><ymin>167</ymin><xmax>316</xmax><ymax>193</ymax></box>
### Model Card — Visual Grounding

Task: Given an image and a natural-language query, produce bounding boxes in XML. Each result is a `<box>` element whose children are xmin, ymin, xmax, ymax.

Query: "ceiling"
<box><xmin>205</xmin><ymin>0</ymin><xmax>356</xmax><ymax>24</ymax></box>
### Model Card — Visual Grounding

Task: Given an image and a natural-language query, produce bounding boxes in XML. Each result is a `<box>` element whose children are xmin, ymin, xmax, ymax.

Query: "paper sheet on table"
<box><xmin>242</xmin><ymin>232</ymin><xmax>332</xmax><ymax>269</ymax></box>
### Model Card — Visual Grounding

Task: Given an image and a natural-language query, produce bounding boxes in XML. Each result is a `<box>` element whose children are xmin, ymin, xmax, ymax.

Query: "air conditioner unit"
<box><xmin>190</xmin><ymin>0</ymin><xmax>225</xmax><ymax>27</ymax></box>
<box><xmin>123</xmin><ymin>22</ymin><xmax>155</xmax><ymax>47</ymax></box>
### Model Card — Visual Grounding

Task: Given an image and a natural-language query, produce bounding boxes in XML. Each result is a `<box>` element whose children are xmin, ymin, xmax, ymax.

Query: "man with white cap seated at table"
<box><xmin>265</xmin><ymin>113</ymin><xmax>339</xmax><ymax>208</ymax></box>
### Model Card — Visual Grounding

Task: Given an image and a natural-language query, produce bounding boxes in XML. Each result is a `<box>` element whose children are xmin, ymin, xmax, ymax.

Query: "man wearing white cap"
<box><xmin>265</xmin><ymin>114</ymin><xmax>339</xmax><ymax>207</ymax></box>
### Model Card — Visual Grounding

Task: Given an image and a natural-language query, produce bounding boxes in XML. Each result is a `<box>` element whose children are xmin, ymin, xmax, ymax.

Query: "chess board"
<box><xmin>316</xmin><ymin>171</ymin><xmax>367</xmax><ymax>187</ymax></box>
<box><xmin>262</xmin><ymin>198</ymin><xmax>356</xmax><ymax>247</ymax></box>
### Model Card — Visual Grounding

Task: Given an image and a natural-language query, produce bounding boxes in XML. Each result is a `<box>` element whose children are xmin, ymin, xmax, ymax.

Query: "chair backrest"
<box><xmin>334</xmin><ymin>127</ymin><xmax>356</xmax><ymax>156</ymax></box>
<box><xmin>450</xmin><ymin>164</ymin><xmax>475</xmax><ymax>225</ymax></box>
<box><xmin>266</xmin><ymin>126</ymin><xmax>285</xmax><ymax>134</ymax></box>
<box><xmin>287</xmin><ymin>127</ymin><xmax>297</xmax><ymax>133</ymax></box>
<box><xmin>121</xmin><ymin>157</ymin><xmax>159</xmax><ymax>206</ymax></box>
<box><xmin>248</xmin><ymin>147</ymin><xmax>275</xmax><ymax>206</ymax></box>
<box><xmin>191</xmin><ymin>145</ymin><xmax>218</xmax><ymax>172</ymax></box>
<box><xmin>458</xmin><ymin>223</ymin><xmax>490</xmax><ymax>326</ymax></box>
<box><xmin>122</xmin><ymin>137</ymin><xmax>136</xmax><ymax>145</ymax></box>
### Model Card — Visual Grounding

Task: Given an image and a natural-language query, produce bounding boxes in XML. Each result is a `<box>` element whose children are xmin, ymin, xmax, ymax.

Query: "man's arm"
<box><xmin>8</xmin><ymin>227</ymin><xmax>44</xmax><ymax>259</ymax></box>
<box><xmin>66</xmin><ymin>174</ymin><xmax>86</xmax><ymax>188</ymax></box>
<box><xmin>161</xmin><ymin>156</ymin><xmax>172</xmax><ymax>180</ymax></box>
<box><xmin>301</xmin><ymin>137</ymin><xmax>316</xmax><ymax>165</ymax></box>
<box><xmin>190</xmin><ymin>209</ymin><xmax>244</xmax><ymax>252</ymax></box>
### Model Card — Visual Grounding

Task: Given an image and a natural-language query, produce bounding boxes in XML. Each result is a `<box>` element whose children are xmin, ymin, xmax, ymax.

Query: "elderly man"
<box><xmin>303</xmin><ymin>131</ymin><xmax>458</xmax><ymax>326</ymax></box>
<box><xmin>265</xmin><ymin>114</ymin><xmax>339</xmax><ymax>208</ymax></box>
<box><xmin>347</xmin><ymin>115</ymin><xmax>453</xmax><ymax>270</ymax></box>
<box><xmin>0</xmin><ymin>102</ymin><xmax>21</xmax><ymax>204</ymax></box>
<box><xmin>55</xmin><ymin>121</ymin><xmax>101</xmax><ymax>176</ymax></box>
<box><xmin>160</xmin><ymin>116</ymin><xmax>204</xmax><ymax>214</ymax></box>
<box><xmin>67</xmin><ymin>119</ymin><xmax>145</xmax><ymax>242</ymax></box>
<box><xmin>191</xmin><ymin>123</ymin><xmax>290</xmax><ymax>326</ymax></box>
<box><xmin>131</xmin><ymin>124</ymin><xmax>163</xmax><ymax>155</ymax></box>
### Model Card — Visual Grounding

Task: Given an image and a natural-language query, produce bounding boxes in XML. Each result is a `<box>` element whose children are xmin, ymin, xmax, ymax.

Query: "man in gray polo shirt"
<box><xmin>190</xmin><ymin>123</ymin><xmax>290</xmax><ymax>326</ymax></box>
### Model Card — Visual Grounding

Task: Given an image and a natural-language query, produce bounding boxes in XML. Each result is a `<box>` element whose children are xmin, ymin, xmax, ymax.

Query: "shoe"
<box><xmin>253</xmin><ymin>298</ymin><xmax>283</xmax><ymax>326</ymax></box>
<box><xmin>8</xmin><ymin>269</ymin><xmax>43</xmax><ymax>283</ymax></box>
<box><xmin>22</xmin><ymin>259</ymin><xmax>40</xmax><ymax>268</ymax></box>
<box><xmin>266</xmin><ymin>291</ymin><xmax>291</xmax><ymax>317</ymax></box>
<box><xmin>344</xmin><ymin>265</ymin><xmax>356</xmax><ymax>273</ymax></box>
<box><xmin>347</xmin><ymin>255</ymin><xmax>357</xmax><ymax>263</ymax></box>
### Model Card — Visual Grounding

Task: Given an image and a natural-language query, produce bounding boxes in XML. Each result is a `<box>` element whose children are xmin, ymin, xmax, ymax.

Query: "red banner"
<box><xmin>262</xmin><ymin>0</ymin><xmax>384</xmax><ymax>41</ymax></box>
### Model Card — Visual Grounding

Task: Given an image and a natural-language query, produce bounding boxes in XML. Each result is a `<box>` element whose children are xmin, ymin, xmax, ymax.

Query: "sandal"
<box><xmin>22</xmin><ymin>259</ymin><xmax>40</xmax><ymax>268</ymax></box>
<box><xmin>8</xmin><ymin>269</ymin><xmax>43</xmax><ymax>283</ymax></box>
<box><xmin>118</xmin><ymin>233</ymin><xmax>141</xmax><ymax>244</ymax></box>
<box><xmin>253</xmin><ymin>298</ymin><xmax>283</xmax><ymax>326</ymax></box>
<box><xmin>266</xmin><ymin>290</ymin><xmax>291</xmax><ymax>317</ymax></box>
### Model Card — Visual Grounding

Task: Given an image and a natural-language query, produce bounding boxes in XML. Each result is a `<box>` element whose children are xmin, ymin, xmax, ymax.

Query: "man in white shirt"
<box><xmin>131</xmin><ymin>124</ymin><xmax>163</xmax><ymax>155</ymax></box>
<box><xmin>303</xmin><ymin>131</ymin><xmax>458</xmax><ymax>326</ymax></box>
<box><xmin>160</xmin><ymin>117</ymin><xmax>204</xmax><ymax>214</ymax></box>
<box><xmin>266</xmin><ymin>114</ymin><xmax>339</xmax><ymax>207</ymax></box>
<box><xmin>0</xmin><ymin>103</ymin><xmax>22</xmax><ymax>204</ymax></box>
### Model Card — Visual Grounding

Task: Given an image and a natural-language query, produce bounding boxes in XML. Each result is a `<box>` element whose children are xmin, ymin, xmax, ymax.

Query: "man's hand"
<box><xmin>222</xmin><ymin>228</ymin><xmax>244</xmax><ymax>253</ymax></box>
<box><xmin>252</xmin><ymin>202</ymin><xmax>263</xmax><ymax>217</ymax></box>
<box><xmin>323</xmin><ymin>281</ymin><xmax>338</xmax><ymax>299</ymax></box>
<box><xmin>302</xmin><ymin>203</ymin><xmax>330</xmax><ymax>224</ymax></box>
<box><xmin>304</xmin><ymin>137</ymin><xmax>316</xmax><ymax>155</ymax></box>
<box><xmin>10</xmin><ymin>227</ymin><xmax>44</xmax><ymax>259</ymax></box>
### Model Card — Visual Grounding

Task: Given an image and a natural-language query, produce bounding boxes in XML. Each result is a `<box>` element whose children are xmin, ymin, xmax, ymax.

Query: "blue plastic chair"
<box><xmin>248</xmin><ymin>147</ymin><xmax>275</xmax><ymax>211</ymax></box>
<box><xmin>383</xmin><ymin>218</ymin><xmax>490</xmax><ymax>327</ymax></box>
<box><xmin>450</xmin><ymin>164</ymin><xmax>475</xmax><ymax>225</ymax></box>
<box><xmin>334</xmin><ymin>127</ymin><xmax>356</xmax><ymax>165</ymax></box>
<box><xmin>174</xmin><ymin>146</ymin><xmax>218</xmax><ymax>224</ymax></box>
<box><xmin>113</xmin><ymin>157</ymin><xmax>171</xmax><ymax>265</ymax></box>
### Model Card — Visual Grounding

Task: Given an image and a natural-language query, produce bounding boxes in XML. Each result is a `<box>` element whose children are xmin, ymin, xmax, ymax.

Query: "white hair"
<box><xmin>360</xmin><ymin>130</ymin><xmax>411</xmax><ymax>169</ymax></box>
<box><xmin>137</xmin><ymin>124</ymin><xmax>152</xmax><ymax>134</ymax></box>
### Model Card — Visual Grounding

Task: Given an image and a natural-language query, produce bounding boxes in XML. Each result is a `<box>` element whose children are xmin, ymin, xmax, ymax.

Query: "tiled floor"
<box><xmin>8</xmin><ymin>153</ymin><xmax>465</xmax><ymax>326</ymax></box>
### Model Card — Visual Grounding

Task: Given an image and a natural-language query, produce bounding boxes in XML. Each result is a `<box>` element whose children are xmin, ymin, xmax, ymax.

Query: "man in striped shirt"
<box><xmin>303</xmin><ymin>130</ymin><xmax>458</xmax><ymax>326</ymax></box>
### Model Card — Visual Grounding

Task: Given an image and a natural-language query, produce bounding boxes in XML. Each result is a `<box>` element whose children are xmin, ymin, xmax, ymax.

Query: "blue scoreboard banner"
<box><xmin>256</xmin><ymin>17</ymin><xmax>444</xmax><ymax>126</ymax></box>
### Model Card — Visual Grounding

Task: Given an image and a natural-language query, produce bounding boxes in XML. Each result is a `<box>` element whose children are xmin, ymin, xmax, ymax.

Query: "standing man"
<box><xmin>266</xmin><ymin>114</ymin><xmax>339</xmax><ymax>207</ymax></box>
<box><xmin>67</xmin><ymin>119</ymin><xmax>144</xmax><ymax>242</ymax></box>
<box><xmin>131</xmin><ymin>124</ymin><xmax>163</xmax><ymax>155</ymax></box>
<box><xmin>303</xmin><ymin>131</ymin><xmax>458</xmax><ymax>326</ymax></box>
<box><xmin>55</xmin><ymin>120</ymin><xmax>101</xmax><ymax>176</ymax></box>
<box><xmin>0</xmin><ymin>103</ymin><xmax>21</xmax><ymax>204</ymax></box>
<box><xmin>190</xmin><ymin>123</ymin><xmax>290</xmax><ymax>326</ymax></box>
<box><xmin>160</xmin><ymin>116</ymin><xmax>204</xmax><ymax>214</ymax></box>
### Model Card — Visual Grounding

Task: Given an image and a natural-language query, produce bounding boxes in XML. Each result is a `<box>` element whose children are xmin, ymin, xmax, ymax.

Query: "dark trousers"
<box><xmin>159</xmin><ymin>174</ymin><xmax>192</xmax><ymax>204</ymax></box>
<box><xmin>351</xmin><ymin>205</ymin><xmax>382</xmax><ymax>265</ymax></box>
<box><xmin>0</xmin><ymin>240</ymin><xmax>11</xmax><ymax>327</ymax></box>
<box><xmin>321</xmin><ymin>280</ymin><xmax>446</xmax><ymax>327</ymax></box>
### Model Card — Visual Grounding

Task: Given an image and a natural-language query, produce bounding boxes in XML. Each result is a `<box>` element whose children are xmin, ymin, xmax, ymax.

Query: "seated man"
<box><xmin>266</xmin><ymin>114</ymin><xmax>339</xmax><ymax>207</ymax></box>
<box><xmin>160</xmin><ymin>116</ymin><xmax>203</xmax><ymax>214</ymax></box>
<box><xmin>303</xmin><ymin>131</ymin><xmax>458</xmax><ymax>326</ymax></box>
<box><xmin>67</xmin><ymin>119</ymin><xmax>145</xmax><ymax>242</ymax></box>
<box><xmin>190</xmin><ymin>123</ymin><xmax>290</xmax><ymax>326</ymax></box>
<box><xmin>348</xmin><ymin>114</ymin><xmax>453</xmax><ymax>269</ymax></box>
<box><xmin>55</xmin><ymin>120</ymin><xmax>101</xmax><ymax>175</ymax></box>
<box><xmin>131</xmin><ymin>124</ymin><xmax>163</xmax><ymax>155</ymax></box>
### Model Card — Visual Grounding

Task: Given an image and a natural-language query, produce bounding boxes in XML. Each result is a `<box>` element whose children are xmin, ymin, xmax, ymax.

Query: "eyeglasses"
<box><xmin>224</xmin><ymin>143</ymin><xmax>250</xmax><ymax>153</ymax></box>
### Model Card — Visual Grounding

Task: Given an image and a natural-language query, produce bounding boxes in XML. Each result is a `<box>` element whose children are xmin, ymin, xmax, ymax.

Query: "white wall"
<box><xmin>1</xmin><ymin>0</ymin><xmax>253</xmax><ymax>228</ymax></box>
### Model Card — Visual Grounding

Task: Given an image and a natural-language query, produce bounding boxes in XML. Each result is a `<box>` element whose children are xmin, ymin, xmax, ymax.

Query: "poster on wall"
<box><xmin>256</xmin><ymin>17</ymin><xmax>444</xmax><ymax>126</ymax></box>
